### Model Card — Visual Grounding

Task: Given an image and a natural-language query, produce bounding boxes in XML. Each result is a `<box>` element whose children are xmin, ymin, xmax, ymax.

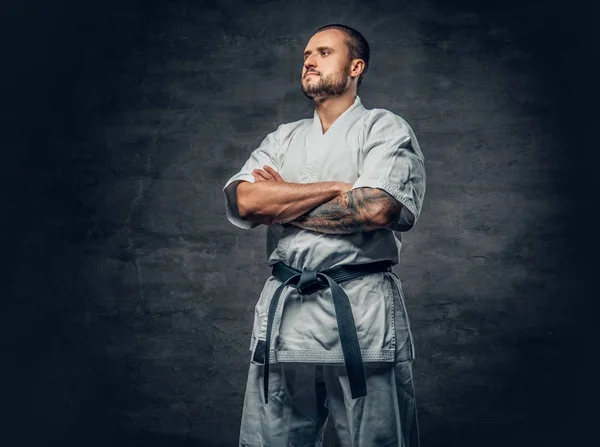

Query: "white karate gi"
<box><xmin>223</xmin><ymin>96</ymin><xmax>426</xmax><ymax>446</ymax></box>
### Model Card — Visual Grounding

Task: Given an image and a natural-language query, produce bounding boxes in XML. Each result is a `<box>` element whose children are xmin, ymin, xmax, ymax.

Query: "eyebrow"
<box><xmin>303</xmin><ymin>46</ymin><xmax>334</xmax><ymax>57</ymax></box>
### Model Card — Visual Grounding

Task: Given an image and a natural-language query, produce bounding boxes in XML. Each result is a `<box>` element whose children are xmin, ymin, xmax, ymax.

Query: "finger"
<box><xmin>253</xmin><ymin>169</ymin><xmax>273</xmax><ymax>180</ymax></box>
<box><xmin>254</xmin><ymin>169</ymin><xmax>271</xmax><ymax>180</ymax></box>
<box><xmin>252</xmin><ymin>169</ymin><xmax>271</xmax><ymax>180</ymax></box>
<box><xmin>251</xmin><ymin>172</ymin><xmax>265</xmax><ymax>182</ymax></box>
<box><xmin>263</xmin><ymin>165</ymin><xmax>284</xmax><ymax>182</ymax></box>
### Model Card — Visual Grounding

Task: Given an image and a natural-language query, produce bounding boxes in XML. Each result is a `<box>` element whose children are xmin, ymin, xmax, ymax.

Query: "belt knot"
<box><xmin>296</xmin><ymin>268</ymin><xmax>325</xmax><ymax>295</ymax></box>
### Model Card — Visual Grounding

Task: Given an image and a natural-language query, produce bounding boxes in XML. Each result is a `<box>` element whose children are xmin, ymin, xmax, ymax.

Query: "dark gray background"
<box><xmin>1</xmin><ymin>0</ymin><xmax>596</xmax><ymax>446</ymax></box>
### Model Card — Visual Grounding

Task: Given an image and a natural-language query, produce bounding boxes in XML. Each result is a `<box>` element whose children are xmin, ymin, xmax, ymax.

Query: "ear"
<box><xmin>350</xmin><ymin>59</ymin><xmax>365</xmax><ymax>78</ymax></box>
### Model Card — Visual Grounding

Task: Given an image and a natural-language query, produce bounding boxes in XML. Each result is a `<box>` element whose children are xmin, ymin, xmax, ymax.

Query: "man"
<box><xmin>222</xmin><ymin>23</ymin><xmax>426</xmax><ymax>447</ymax></box>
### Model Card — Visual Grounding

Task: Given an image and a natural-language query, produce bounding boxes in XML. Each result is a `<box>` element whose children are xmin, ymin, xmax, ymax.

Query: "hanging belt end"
<box><xmin>351</xmin><ymin>387</ymin><xmax>368</xmax><ymax>399</ymax></box>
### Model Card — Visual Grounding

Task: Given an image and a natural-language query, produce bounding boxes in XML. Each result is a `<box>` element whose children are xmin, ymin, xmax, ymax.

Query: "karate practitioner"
<box><xmin>222</xmin><ymin>24</ymin><xmax>426</xmax><ymax>447</ymax></box>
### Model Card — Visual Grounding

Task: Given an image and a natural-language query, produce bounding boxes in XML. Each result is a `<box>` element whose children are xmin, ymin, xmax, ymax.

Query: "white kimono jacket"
<box><xmin>223</xmin><ymin>96</ymin><xmax>426</xmax><ymax>365</ymax></box>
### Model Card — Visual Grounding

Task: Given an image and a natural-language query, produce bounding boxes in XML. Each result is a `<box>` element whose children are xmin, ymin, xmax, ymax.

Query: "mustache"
<box><xmin>304</xmin><ymin>70</ymin><xmax>319</xmax><ymax>77</ymax></box>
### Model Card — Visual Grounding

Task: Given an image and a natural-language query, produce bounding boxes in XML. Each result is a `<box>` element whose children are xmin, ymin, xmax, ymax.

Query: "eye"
<box><xmin>321</xmin><ymin>50</ymin><xmax>329</xmax><ymax>56</ymax></box>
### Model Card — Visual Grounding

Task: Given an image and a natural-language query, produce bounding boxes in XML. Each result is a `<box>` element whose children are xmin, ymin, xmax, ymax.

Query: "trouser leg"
<box><xmin>322</xmin><ymin>277</ymin><xmax>420</xmax><ymax>447</ymax></box>
<box><xmin>323</xmin><ymin>361</ymin><xmax>418</xmax><ymax>447</ymax></box>
<box><xmin>239</xmin><ymin>362</ymin><xmax>329</xmax><ymax>447</ymax></box>
<box><xmin>393</xmin><ymin>360</ymin><xmax>420</xmax><ymax>447</ymax></box>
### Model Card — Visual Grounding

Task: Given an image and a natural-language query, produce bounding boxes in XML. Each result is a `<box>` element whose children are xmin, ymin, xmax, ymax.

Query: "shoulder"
<box><xmin>361</xmin><ymin>107</ymin><xmax>424</xmax><ymax>159</ymax></box>
<box><xmin>363</xmin><ymin>108</ymin><xmax>413</xmax><ymax>136</ymax></box>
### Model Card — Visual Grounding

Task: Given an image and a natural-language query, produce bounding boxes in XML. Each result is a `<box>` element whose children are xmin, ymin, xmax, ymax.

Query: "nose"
<box><xmin>304</xmin><ymin>54</ymin><xmax>317</xmax><ymax>72</ymax></box>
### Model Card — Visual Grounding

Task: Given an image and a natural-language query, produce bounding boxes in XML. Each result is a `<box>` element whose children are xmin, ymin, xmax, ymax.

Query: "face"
<box><xmin>300</xmin><ymin>29</ymin><xmax>355</xmax><ymax>99</ymax></box>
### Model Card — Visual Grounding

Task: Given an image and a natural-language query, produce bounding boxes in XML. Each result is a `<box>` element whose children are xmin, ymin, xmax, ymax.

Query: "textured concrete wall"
<box><xmin>2</xmin><ymin>0</ymin><xmax>595</xmax><ymax>446</ymax></box>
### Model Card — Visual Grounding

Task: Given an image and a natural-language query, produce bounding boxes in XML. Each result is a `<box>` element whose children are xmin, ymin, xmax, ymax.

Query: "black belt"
<box><xmin>252</xmin><ymin>260</ymin><xmax>394</xmax><ymax>404</ymax></box>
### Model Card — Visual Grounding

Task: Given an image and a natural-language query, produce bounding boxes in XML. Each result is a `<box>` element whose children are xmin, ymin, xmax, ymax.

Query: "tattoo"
<box><xmin>289</xmin><ymin>187</ymin><xmax>403</xmax><ymax>234</ymax></box>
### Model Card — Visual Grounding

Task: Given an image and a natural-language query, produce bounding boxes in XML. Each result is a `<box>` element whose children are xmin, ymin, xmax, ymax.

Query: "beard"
<box><xmin>300</xmin><ymin>63</ymin><xmax>351</xmax><ymax>99</ymax></box>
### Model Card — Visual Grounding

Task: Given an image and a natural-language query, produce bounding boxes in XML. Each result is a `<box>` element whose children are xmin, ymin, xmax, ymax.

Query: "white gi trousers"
<box><xmin>239</xmin><ymin>280</ymin><xmax>420</xmax><ymax>447</ymax></box>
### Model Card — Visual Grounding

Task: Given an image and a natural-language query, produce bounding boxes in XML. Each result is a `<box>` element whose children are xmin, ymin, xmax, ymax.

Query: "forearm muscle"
<box><xmin>237</xmin><ymin>180</ymin><xmax>347</xmax><ymax>225</ymax></box>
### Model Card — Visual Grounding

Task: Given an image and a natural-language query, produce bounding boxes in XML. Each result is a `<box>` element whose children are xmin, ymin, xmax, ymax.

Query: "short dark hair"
<box><xmin>314</xmin><ymin>24</ymin><xmax>370</xmax><ymax>89</ymax></box>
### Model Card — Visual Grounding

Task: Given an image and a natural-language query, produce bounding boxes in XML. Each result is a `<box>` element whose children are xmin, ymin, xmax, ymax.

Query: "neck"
<box><xmin>313</xmin><ymin>90</ymin><xmax>357</xmax><ymax>134</ymax></box>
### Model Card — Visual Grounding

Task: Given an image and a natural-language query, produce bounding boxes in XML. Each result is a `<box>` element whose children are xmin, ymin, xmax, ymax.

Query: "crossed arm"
<box><xmin>288</xmin><ymin>186</ymin><xmax>401</xmax><ymax>234</ymax></box>
<box><xmin>236</xmin><ymin>165</ymin><xmax>403</xmax><ymax>234</ymax></box>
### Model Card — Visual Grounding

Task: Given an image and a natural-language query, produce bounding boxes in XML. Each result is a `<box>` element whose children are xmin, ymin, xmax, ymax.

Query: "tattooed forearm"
<box><xmin>288</xmin><ymin>187</ymin><xmax>403</xmax><ymax>234</ymax></box>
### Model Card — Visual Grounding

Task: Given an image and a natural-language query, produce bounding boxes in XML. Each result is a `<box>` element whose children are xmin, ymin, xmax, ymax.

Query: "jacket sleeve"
<box><xmin>352</xmin><ymin>112</ymin><xmax>426</xmax><ymax>232</ymax></box>
<box><xmin>222</xmin><ymin>126</ymin><xmax>282</xmax><ymax>229</ymax></box>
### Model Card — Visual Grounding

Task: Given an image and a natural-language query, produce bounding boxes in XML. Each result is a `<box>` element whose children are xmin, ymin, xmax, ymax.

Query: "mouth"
<box><xmin>305</xmin><ymin>72</ymin><xmax>319</xmax><ymax>77</ymax></box>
